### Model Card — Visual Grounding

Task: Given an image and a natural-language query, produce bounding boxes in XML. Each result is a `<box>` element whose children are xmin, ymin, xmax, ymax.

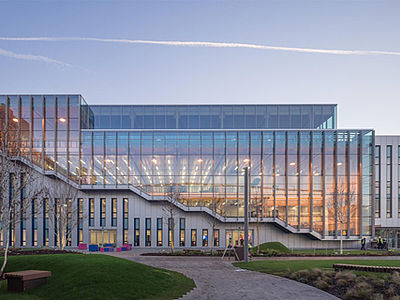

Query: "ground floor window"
<box><xmin>145</xmin><ymin>218</ymin><xmax>151</xmax><ymax>247</ymax></box>
<box><xmin>21</xmin><ymin>221</ymin><xmax>26</xmax><ymax>247</ymax></box>
<box><xmin>134</xmin><ymin>218</ymin><xmax>140</xmax><ymax>246</ymax></box>
<box><xmin>191</xmin><ymin>229</ymin><xmax>197</xmax><ymax>246</ymax></box>
<box><xmin>202</xmin><ymin>229</ymin><xmax>208</xmax><ymax>247</ymax></box>
<box><xmin>180</xmin><ymin>218</ymin><xmax>185</xmax><ymax>246</ymax></box>
<box><xmin>157</xmin><ymin>218</ymin><xmax>163</xmax><ymax>246</ymax></box>
<box><xmin>213</xmin><ymin>229</ymin><xmax>220</xmax><ymax>247</ymax></box>
<box><xmin>168</xmin><ymin>218</ymin><xmax>174</xmax><ymax>247</ymax></box>
<box><xmin>225</xmin><ymin>229</ymin><xmax>254</xmax><ymax>246</ymax></box>
<box><xmin>90</xmin><ymin>229</ymin><xmax>116</xmax><ymax>246</ymax></box>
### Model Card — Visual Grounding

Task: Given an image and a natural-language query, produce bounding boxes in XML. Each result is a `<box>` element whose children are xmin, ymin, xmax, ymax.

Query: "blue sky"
<box><xmin>0</xmin><ymin>0</ymin><xmax>399</xmax><ymax>134</ymax></box>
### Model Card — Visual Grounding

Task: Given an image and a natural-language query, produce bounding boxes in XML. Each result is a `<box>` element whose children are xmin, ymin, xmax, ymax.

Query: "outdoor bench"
<box><xmin>89</xmin><ymin>244</ymin><xmax>99</xmax><ymax>252</ymax></box>
<box><xmin>4</xmin><ymin>270</ymin><xmax>51</xmax><ymax>292</ymax></box>
<box><xmin>333</xmin><ymin>263</ymin><xmax>400</xmax><ymax>273</ymax></box>
<box><xmin>122</xmin><ymin>244</ymin><xmax>132</xmax><ymax>250</ymax></box>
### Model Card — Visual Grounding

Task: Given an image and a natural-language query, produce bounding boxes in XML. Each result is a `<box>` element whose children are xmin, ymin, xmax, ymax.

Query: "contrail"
<box><xmin>1</xmin><ymin>36</ymin><xmax>400</xmax><ymax>56</ymax></box>
<box><xmin>0</xmin><ymin>46</ymin><xmax>72</xmax><ymax>67</ymax></box>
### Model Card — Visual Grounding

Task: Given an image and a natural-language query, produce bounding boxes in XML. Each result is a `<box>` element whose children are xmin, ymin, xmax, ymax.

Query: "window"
<box><xmin>134</xmin><ymin>218</ymin><xmax>140</xmax><ymax>246</ymax></box>
<box><xmin>89</xmin><ymin>198</ymin><xmax>94</xmax><ymax>227</ymax></box>
<box><xmin>191</xmin><ymin>229</ymin><xmax>197</xmax><ymax>247</ymax></box>
<box><xmin>202</xmin><ymin>229</ymin><xmax>208</xmax><ymax>247</ymax></box>
<box><xmin>179</xmin><ymin>218</ymin><xmax>185</xmax><ymax>247</ymax></box>
<box><xmin>168</xmin><ymin>218</ymin><xmax>174</xmax><ymax>247</ymax></box>
<box><xmin>375</xmin><ymin>146</ymin><xmax>381</xmax><ymax>218</ymax></box>
<box><xmin>54</xmin><ymin>200</ymin><xmax>58</xmax><ymax>247</ymax></box>
<box><xmin>32</xmin><ymin>199</ymin><xmax>38</xmax><ymax>246</ymax></box>
<box><xmin>387</xmin><ymin>145</ymin><xmax>392</xmax><ymax>218</ymax></box>
<box><xmin>111</xmin><ymin>198</ymin><xmax>117</xmax><ymax>226</ymax></box>
<box><xmin>157</xmin><ymin>218</ymin><xmax>163</xmax><ymax>246</ymax></box>
<box><xmin>77</xmin><ymin>198</ymin><xmax>83</xmax><ymax>245</ymax></box>
<box><xmin>123</xmin><ymin>198</ymin><xmax>128</xmax><ymax>244</ymax></box>
<box><xmin>145</xmin><ymin>218</ymin><xmax>151</xmax><ymax>246</ymax></box>
<box><xmin>9</xmin><ymin>173</ymin><xmax>15</xmax><ymax>247</ymax></box>
<box><xmin>100</xmin><ymin>198</ymin><xmax>106</xmax><ymax>226</ymax></box>
<box><xmin>43</xmin><ymin>199</ymin><xmax>49</xmax><ymax>246</ymax></box>
<box><xmin>213</xmin><ymin>229</ymin><xmax>220</xmax><ymax>247</ymax></box>
<box><xmin>66</xmin><ymin>199</ymin><xmax>72</xmax><ymax>247</ymax></box>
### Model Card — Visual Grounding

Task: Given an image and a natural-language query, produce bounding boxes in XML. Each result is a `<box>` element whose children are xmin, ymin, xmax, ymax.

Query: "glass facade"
<box><xmin>90</xmin><ymin>104</ymin><xmax>336</xmax><ymax>130</ymax></box>
<box><xmin>79</xmin><ymin>129</ymin><xmax>373</xmax><ymax>236</ymax></box>
<box><xmin>0</xmin><ymin>95</ymin><xmax>373</xmax><ymax>238</ymax></box>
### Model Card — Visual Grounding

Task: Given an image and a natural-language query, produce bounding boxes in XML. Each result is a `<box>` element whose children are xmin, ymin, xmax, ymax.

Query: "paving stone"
<box><xmin>111</xmin><ymin>252</ymin><xmax>338</xmax><ymax>300</ymax></box>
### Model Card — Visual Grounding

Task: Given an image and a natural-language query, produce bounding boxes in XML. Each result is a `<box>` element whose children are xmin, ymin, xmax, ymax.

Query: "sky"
<box><xmin>0</xmin><ymin>0</ymin><xmax>399</xmax><ymax>135</ymax></box>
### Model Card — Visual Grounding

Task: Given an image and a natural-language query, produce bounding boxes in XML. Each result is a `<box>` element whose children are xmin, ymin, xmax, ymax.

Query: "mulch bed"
<box><xmin>0</xmin><ymin>248</ymin><xmax>80</xmax><ymax>256</ymax></box>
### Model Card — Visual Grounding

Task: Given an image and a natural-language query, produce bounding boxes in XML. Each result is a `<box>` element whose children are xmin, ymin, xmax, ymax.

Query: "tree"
<box><xmin>44</xmin><ymin>177</ymin><xmax>80</xmax><ymax>250</ymax></box>
<box><xmin>335</xmin><ymin>179</ymin><xmax>356</xmax><ymax>254</ymax></box>
<box><xmin>250</xmin><ymin>182</ymin><xmax>262</xmax><ymax>254</ymax></box>
<box><xmin>163</xmin><ymin>186</ymin><xmax>181</xmax><ymax>254</ymax></box>
<box><xmin>207</xmin><ymin>196</ymin><xmax>223</xmax><ymax>254</ymax></box>
<box><xmin>0</xmin><ymin>127</ymin><xmax>45</xmax><ymax>278</ymax></box>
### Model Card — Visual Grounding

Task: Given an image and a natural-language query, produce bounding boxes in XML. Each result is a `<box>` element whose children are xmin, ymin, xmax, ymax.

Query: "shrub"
<box><xmin>335</xmin><ymin>270</ymin><xmax>356</xmax><ymax>282</ymax></box>
<box><xmin>314</xmin><ymin>279</ymin><xmax>330</xmax><ymax>291</ymax></box>
<box><xmin>310</xmin><ymin>268</ymin><xmax>323</xmax><ymax>279</ymax></box>
<box><xmin>336</xmin><ymin>278</ymin><xmax>349</xmax><ymax>288</ymax></box>
<box><xmin>344</xmin><ymin>285</ymin><xmax>371</xmax><ymax>300</ymax></box>
<box><xmin>386</xmin><ymin>285</ymin><xmax>397</xmax><ymax>297</ymax></box>
<box><xmin>391</xmin><ymin>271</ymin><xmax>400</xmax><ymax>287</ymax></box>
<box><xmin>261</xmin><ymin>249</ymin><xmax>280</xmax><ymax>256</ymax></box>
<box><xmin>292</xmin><ymin>269</ymin><xmax>311</xmax><ymax>283</ymax></box>
<box><xmin>370</xmin><ymin>277</ymin><xmax>385</xmax><ymax>289</ymax></box>
<box><xmin>371</xmin><ymin>294</ymin><xmax>384</xmax><ymax>300</ymax></box>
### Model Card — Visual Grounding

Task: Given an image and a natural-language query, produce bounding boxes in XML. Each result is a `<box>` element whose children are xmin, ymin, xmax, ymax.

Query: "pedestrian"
<box><xmin>361</xmin><ymin>237</ymin><xmax>366</xmax><ymax>250</ymax></box>
<box><xmin>377</xmin><ymin>236</ymin><xmax>384</xmax><ymax>249</ymax></box>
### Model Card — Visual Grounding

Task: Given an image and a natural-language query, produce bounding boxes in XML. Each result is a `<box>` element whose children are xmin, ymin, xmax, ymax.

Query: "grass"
<box><xmin>290</xmin><ymin>249</ymin><xmax>400</xmax><ymax>255</ymax></box>
<box><xmin>0</xmin><ymin>254</ymin><xmax>195</xmax><ymax>300</ymax></box>
<box><xmin>252</xmin><ymin>242</ymin><xmax>400</xmax><ymax>256</ymax></box>
<box><xmin>234</xmin><ymin>259</ymin><xmax>400</xmax><ymax>277</ymax></box>
<box><xmin>256</xmin><ymin>242</ymin><xmax>289</xmax><ymax>253</ymax></box>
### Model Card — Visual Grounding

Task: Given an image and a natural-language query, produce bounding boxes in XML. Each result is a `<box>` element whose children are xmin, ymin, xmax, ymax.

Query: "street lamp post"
<box><xmin>243</xmin><ymin>166</ymin><xmax>249</xmax><ymax>262</ymax></box>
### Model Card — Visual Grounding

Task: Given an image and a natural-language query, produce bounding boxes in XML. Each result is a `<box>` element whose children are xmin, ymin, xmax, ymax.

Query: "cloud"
<box><xmin>1</xmin><ymin>36</ymin><xmax>400</xmax><ymax>56</ymax></box>
<box><xmin>0</xmin><ymin>46</ymin><xmax>72</xmax><ymax>67</ymax></box>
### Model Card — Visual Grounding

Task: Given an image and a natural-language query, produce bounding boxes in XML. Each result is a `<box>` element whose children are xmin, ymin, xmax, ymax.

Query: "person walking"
<box><xmin>377</xmin><ymin>236</ymin><xmax>384</xmax><ymax>249</ymax></box>
<box><xmin>361</xmin><ymin>237</ymin><xmax>366</xmax><ymax>250</ymax></box>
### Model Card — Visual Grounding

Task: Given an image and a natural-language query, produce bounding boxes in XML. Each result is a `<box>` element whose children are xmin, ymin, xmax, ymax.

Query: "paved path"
<box><xmin>110</xmin><ymin>252</ymin><xmax>339</xmax><ymax>300</ymax></box>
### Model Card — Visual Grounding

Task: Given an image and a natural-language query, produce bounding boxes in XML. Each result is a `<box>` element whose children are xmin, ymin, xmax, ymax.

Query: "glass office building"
<box><xmin>0</xmin><ymin>95</ymin><xmax>373</xmax><ymax>243</ymax></box>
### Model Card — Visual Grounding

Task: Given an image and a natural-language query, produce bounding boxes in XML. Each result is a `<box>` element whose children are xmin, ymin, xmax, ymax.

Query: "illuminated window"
<box><xmin>157</xmin><ymin>218</ymin><xmax>162</xmax><ymax>246</ymax></box>
<box><xmin>179</xmin><ymin>218</ymin><xmax>185</xmax><ymax>247</ymax></box>
<box><xmin>191</xmin><ymin>229</ymin><xmax>197</xmax><ymax>247</ymax></box>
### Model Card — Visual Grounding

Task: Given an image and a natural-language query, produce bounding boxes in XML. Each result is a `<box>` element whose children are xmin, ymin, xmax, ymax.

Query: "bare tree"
<box><xmin>335</xmin><ymin>179</ymin><xmax>356</xmax><ymax>254</ymax></box>
<box><xmin>250</xmin><ymin>183</ymin><xmax>262</xmax><ymax>254</ymax></box>
<box><xmin>207</xmin><ymin>196</ymin><xmax>223</xmax><ymax>254</ymax></box>
<box><xmin>0</xmin><ymin>128</ymin><xmax>45</xmax><ymax>278</ymax></box>
<box><xmin>44</xmin><ymin>178</ymin><xmax>80</xmax><ymax>250</ymax></box>
<box><xmin>163</xmin><ymin>186</ymin><xmax>181</xmax><ymax>254</ymax></box>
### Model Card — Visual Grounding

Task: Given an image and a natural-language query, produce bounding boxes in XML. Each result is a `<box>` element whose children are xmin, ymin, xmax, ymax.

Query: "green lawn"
<box><xmin>234</xmin><ymin>259</ymin><xmax>400</xmax><ymax>276</ymax></box>
<box><xmin>0</xmin><ymin>254</ymin><xmax>194</xmax><ymax>300</ymax></box>
<box><xmin>290</xmin><ymin>249</ymin><xmax>399</xmax><ymax>255</ymax></box>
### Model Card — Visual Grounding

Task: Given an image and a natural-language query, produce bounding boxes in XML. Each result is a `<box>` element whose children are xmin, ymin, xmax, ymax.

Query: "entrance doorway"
<box><xmin>90</xmin><ymin>229</ymin><xmax>117</xmax><ymax>246</ymax></box>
